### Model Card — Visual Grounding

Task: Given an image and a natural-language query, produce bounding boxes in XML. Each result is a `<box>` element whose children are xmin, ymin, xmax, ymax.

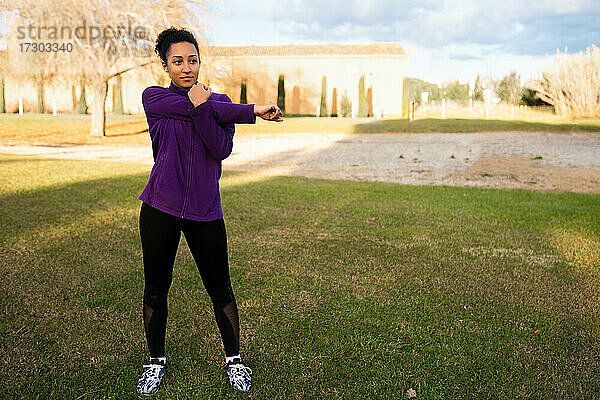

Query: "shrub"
<box><xmin>320</xmin><ymin>76</ymin><xmax>328</xmax><ymax>117</ymax></box>
<box><xmin>473</xmin><ymin>75</ymin><xmax>484</xmax><ymax>102</ymax></box>
<box><xmin>240</xmin><ymin>79</ymin><xmax>247</xmax><ymax>104</ymax></box>
<box><xmin>527</xmin><ymin>44</ymin><xmax>600</xmax><ymax>118</ymax></box>
<box><xmin>496</xmin><ymin>71</ymin><xmax>523</xmax><ymax>105</ymax></box>
<box><xmin>358</xmin><ymin>75</ymin><xmax>367</xmax><ymax>117</ymax></box>
<box><xmin>444</xmin><ymin>80</ymin><xmax>470</xmax><ymax>104</ymax></box>
<box><xmin>520</xmin><ymin>88</ymin><xmax>552</xmax><ymax>107</ymax></box>
<box><xmin>340</xmin><ymin>93</ymin><xmax>352</xmax><ymax>117</ymax></box>
<box><xmin>277</xmin><ymin>74</ymin><xmax>285</xmax><ymax>114</ymax></box>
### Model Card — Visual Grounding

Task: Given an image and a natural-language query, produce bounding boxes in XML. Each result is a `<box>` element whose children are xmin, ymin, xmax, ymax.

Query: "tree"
<box><xmin>473</xmin><ymin>75</ymin><xmax>484</xmax><ymax>102</ymax></box>
<box><xmin>240</xmin><ymin>78</ymin><xmax>247</xmax><ymax>104</ymax></box>
<box><xmin>528</xmin><ymin>45</ymin><xmax>600</xmax><ymax>118</ymax></box>
<box><xmin>445</xmin><ymin>80</ymin><xmax>470</xmax><ymax>104</ymax></box>
<box><xmin>2</xmin><ymin>11</ymin><xmax>59</xmax><ymax>114</ymax></box>
<box><xmin>340</xmin><ymin>92</ymin><xmax>351</xmax><ymax>117</ymax></box>
<box><xmin>520</xmin><ymin>88</ymin><xmax>552</xmax><ymax>107</ymax></box>
<box><xmin>4</xmin><ymin>0</ymin><xmax>212</xmax><ymax>136</ymax></box>
<box><xmin>291</xmin><ymin>85</ymin><xmax>300</xmax><ymax>114</ymax></box>
<box><xmin>319</xmin><ymin>76</ymin><xmax>327</xmax><ymax>117</ymax></box>
<box><xmin>403</xmin><ymin>77</ymin><xmax>441</xmax><ymax>104</ymax></box>
<box><xmin>331</xmin><ymin>87</ymin><xmax>338</xmax><ymax>117</ymax></box>
<box><xmin>0</xmin><ymin>76</ymin><xmax>5</xmax><ymax>113</ymax></box>
<box><xmin>36</xmin><ymin>75</ymin><xmax>45</xmax><ymax>113</ymax></box>
<box><xmin>358</xmin><ymin>75</ymin><xmax>367</xmax><ymax>117</ymax></box>
<box><xmin>402</xmin><ymin>77</ymin><xmax>410</xmax><ymax>119</ymax></box>
<box><xmin>0</xmin><ymin>29</ymin><xmax>6</xmax><ymax>113</ymax></box>
<box><xmin>496</xmin><ymin>71</ymin><xmax>523</xmax><ymax>104</ymax></box>
<box><xmin>277</xmin><ymin>74</ymin><xmax>285</xmax><ymax>115</ymax></box>
<box><xmin>215</xmin><ymin>61</ymin><xmax>272</xmax><ymax>106</ymax></box>
<box><xmin>77</xmin><ymin>76</ymin><xmax>88</xmax><ymax>114</ymax></box>
<box><xmin>112</xmin><ymin>74</ymin><xmax>124</xmax><ymax>114</ymax></box>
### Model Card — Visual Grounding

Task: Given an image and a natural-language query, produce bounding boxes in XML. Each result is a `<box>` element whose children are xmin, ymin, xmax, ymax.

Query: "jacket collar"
<box><xmin>168</xmin><ymin>80</ymin><xmax>195</xmax><ymax>95</ymax></box>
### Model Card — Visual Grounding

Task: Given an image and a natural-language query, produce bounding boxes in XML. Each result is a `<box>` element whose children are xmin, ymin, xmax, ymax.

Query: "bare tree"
<box><xmin>528</xmin><ymin>45</ymin><xmax>600</xmax><ymax>119</ymax></box>
<box><xmin>1</xmin><ymin>7</ymin><xmax>62</xmax><ymax>113</ymax></box>
<box><xmin>4</xmin><ymin>0</ymin><xmax>212</xmax><ymax>136</ymax></box>
<box><xmin>0</xmin><ymin>18</ymin><xmax>9</xmax><ymax>113</ymax></box>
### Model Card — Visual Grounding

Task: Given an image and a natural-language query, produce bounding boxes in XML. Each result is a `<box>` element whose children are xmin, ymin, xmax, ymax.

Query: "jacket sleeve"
<box><xmin>188</xmin><ymin>98</ymin><xmax>234</xmax><ymax>161</ymax></box>
<box><xmin>210</xmin><ymin>94</ymin><xmax>257</xmax><ymax>125</ymax></box>
<box><xmin>141</xmin><ymin>86</ymin><xmax>194</xmax><ymax>122</ymax></box>
<box><xmin>188</xmin><ymin>95</ymin><xmax>257</xmax><ymax>161</ymax></box>
<box><xmin>142</xmin><ymin>87</ymin><xmax>256</xmax><ymax>125</ymax></box>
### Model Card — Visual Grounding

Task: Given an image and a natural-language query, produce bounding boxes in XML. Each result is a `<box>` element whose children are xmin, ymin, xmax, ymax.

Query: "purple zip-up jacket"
<box><xmin>138</xmin><ymin>81</ymin><xmax>256</xmax><ymax>221</ymax></box>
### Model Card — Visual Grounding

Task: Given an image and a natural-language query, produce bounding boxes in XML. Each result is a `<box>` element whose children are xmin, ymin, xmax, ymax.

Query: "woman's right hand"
<box><xmin>254</xmin><ymin>103</ymin><xmax>284</xmax><ymax>122</ymax></box>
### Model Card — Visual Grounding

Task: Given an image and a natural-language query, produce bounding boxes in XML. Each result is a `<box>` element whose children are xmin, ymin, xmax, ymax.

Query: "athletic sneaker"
<box><xmin>137</xmin><ymin>357</ymin><xmax>166</xmax><ymax>396</ymax></box>
<box><xmin>226</xmin><ymin>357</ymin><xmax>252</xmax><ymax>391</ymax></box>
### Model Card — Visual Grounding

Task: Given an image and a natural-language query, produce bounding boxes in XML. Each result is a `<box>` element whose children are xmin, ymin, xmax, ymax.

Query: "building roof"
<box><xmin>202</xmin><ymin>42</ymin><xmax>406</xmax><ymax>57</ymax></box>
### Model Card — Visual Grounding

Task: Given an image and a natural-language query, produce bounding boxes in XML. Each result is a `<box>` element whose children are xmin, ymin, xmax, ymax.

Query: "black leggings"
<box><xmin>138</xmin><ymin>201</ymin><xmax>240</xmax><ymax>358</ymax></box>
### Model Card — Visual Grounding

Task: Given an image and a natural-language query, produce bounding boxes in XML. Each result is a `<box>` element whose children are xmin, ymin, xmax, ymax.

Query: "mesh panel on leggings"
<box><xmin>143</xmin><ymin>290</ymin><xmax>168</xmax><ymax>358</ymax></box>
<box><xmin>213</xmin><ymin>299</ymin><xmax>240</xmax><ymax>357</ymax></box>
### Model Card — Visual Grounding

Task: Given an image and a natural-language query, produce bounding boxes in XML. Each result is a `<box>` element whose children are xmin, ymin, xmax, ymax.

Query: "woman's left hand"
<box><xmin>254</xmin><ymin>103</ymin><xmax>284</xmax><ymax>122</ymax></box>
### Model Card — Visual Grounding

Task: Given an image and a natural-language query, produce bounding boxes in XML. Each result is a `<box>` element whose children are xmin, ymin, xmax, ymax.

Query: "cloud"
<box><xmin>257</xmin><ymin>0</ymin><xmax>600</xmax><ymax>55</ymax></box>
<box><xmin>207</xmin><ymin>0</ymin><xmax>597</xmax><ymax>82</ymax></box>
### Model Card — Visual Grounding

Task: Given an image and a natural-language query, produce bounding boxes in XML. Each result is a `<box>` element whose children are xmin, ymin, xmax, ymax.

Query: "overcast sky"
<box><xmin>207</xmin><ymin>0</ymin><xmax>600</xmax><ymax>85</ymax></box>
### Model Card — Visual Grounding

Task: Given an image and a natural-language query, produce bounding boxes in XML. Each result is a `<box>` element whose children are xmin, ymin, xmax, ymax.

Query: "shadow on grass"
<box><xmin>352</xmin><ymin>118</ymin><xmax>600</xmax><ymax>134</ymax></box>
<box><xmin>103</xmin><ymin>128</ymin><xmax>149</xmax><ymax>137</ymax></box>
<box><xmin>1</xmin><ymin>156</ymin><xmax>600</xmax><ymax>398</ymax></box>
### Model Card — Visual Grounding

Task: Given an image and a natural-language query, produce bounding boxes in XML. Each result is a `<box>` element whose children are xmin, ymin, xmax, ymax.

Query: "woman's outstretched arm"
<box><xmin>209</xmin><ymin>95</ymin><xmax>257</xmax><ymax>125</ymax></box>
<box><xmin>186</xmin><ymin>87</ymin><xmax>279</xmax><ymax>160</ymax></box>
<box><xmin>209</xmin><ymin>99</ymin><xmax>284</xmax><ymax>123</ymax></box>
<box><xmin>142</xmin><ymin>85</ymin><xmax>261</xmax><ymax>125</ymax></box>
<box><xmin>188</xmin><ymin>83</ymin><xmax>283</xmax><ymax>124</ymax></box>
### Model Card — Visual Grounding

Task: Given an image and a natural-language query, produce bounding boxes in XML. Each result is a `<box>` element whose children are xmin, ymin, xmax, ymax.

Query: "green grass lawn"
<box><xmin>351</xmin><ymin>117</ymin><xmax>600</xmax><ymax>134</ymax></box>
<box><xmin>1</xmin><ymin>153</ymin><xmax>599</xmax><ymax>399</ymax></box>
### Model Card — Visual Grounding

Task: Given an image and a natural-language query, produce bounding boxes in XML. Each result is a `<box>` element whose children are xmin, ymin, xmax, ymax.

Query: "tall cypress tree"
<box><xmin>331</xmin><ymin>88</ymin><xmax>338</xmax><ymax>117</ymax></box>
<box><xmin>292</xmin><ymin>86</ymin><xmax>300</xmax><ymax>114</ymax></box>
<box><xmin>367</xmin><ymin>87</ymin><xmax>373</xmax><ymax>117</ymax></box>
<box><xmin>240</xmin><ymin>78</ymin><xmax>247</xmax><ymax>104</ymax></box>
<box><xmin>401</xmin><ymin>77</ymin><xmax>410</xmax><ymax>119</ymax></box>
<box><xmin>358</xmin><ymin>75</ymin><xmax>367</xmax><ymax>117</ymax></box>
<box><xmin>277</xmin><ymin>75</ymin><xmax>285</xmax><ymax>115</ymax></box>
<box><xmin>0</xmin><ymin>76</ymin><xmax>5</xmax><ymax>114</ymax></box>
<box><xmin>319</xmin><ymin>76</ymin><xmax>328</xmax><ymax>117</ymax></box>
<box><xmin>341</xmin><ymin>92</ymin><xmax>352</xmax><ymax>117</ymax></box>
<box><xmin>473</xmin><ymin>75</ymin><xmax>484</xmax><ymax>102</ymax></box>
<box><xmin>77</xmin><ymin>76</ymin><xmax>88</xmax><ymax>114</ymax></box>
<box><xmin>36</xmin><ymin>77</ymin><xmax>45</xmax><ymax>114</ymax></box>
<box><xmin>113</xmin><ymin>74</ymin><xmax>124</xmax><ymax>115</ymax></box>
<box><xmin>71</xmin><ymin>84</ymin><xmax>77</xmax><ymax>111</ymax></box>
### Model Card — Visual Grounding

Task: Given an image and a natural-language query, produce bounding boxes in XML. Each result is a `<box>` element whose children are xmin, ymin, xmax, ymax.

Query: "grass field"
<box><xmin>1</xmin><ymin>152</ymin><xmax>599</xmax><ymax>399</ymax></box>
<box><xmin>0</xmin><ymin>112</ymin><xmax>599</xmax><ymax>148</ymax></box>
<box><xmin>352</xmin><ymin>117</ymin><xmax>600</xmax><ymax>134</ymax></box>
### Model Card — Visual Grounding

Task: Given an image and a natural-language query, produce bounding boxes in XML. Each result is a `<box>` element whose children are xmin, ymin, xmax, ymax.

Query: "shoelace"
<box><xmin>142</xmin><ymin>364</ymin><xmax>164</xmax><ymax>381</ymax></box>
<box><xmin>228</xmin><ymin>363</ymin><xmax>253</xmax><ymax>381</ymax></box>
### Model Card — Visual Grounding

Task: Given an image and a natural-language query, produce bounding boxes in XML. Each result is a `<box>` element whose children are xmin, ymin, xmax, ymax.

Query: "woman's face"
<box><xmin>163</xmin><ymin>41</ymin><xmax>200</xmax><ymax>89</ymax></box>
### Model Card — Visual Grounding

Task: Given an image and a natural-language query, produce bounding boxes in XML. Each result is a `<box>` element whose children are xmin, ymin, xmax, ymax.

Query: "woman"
<box><xmin>136</xmin><ymin>27</ymin><xmax>282</xmax><ymax>396</ymax></box>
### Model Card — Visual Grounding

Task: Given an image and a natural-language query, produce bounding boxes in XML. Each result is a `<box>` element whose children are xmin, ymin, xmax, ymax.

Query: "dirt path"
<box><xmin>1</xmin><ymin>132</ymin><xmax>599</xmax><ymax>194</ymax></box>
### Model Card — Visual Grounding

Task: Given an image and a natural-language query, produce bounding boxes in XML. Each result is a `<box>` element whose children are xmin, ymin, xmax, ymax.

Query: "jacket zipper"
<box><xmin>181</xmin><ymin>134</ymin><xmax>193</xmax><ymax>218</ymax></box>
